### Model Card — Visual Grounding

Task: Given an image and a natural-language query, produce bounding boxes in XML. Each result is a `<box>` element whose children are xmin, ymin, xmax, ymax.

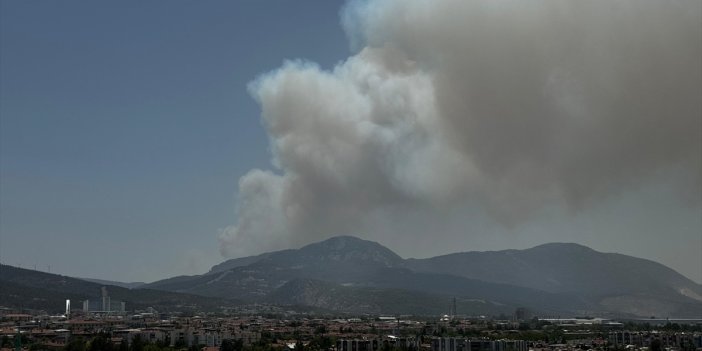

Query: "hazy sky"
<box><xmin>1</xmin><ymin>0</ymin><xmax>700</xmax><ymax>284</ymax></box>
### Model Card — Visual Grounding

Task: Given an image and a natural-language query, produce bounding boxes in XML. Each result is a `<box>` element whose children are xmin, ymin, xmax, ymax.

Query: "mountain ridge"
<box><xmin>78</xmin><ymin>277</ymin><xmax>146</xmax><ymax>289</ymax></box>
<box><xmin>404</xmin><ymin>242</ymin><xmax>701</xmax><ymax>296</ymax></box>
<box><xmin>4</xmin><ymin>236</ymin><xmax>699</xmax><ymax>317</ymax></box>
<box><xmin>0</xmin><ymin>264</ymin><xmax>242</xmax><ymax>313</ymax></box>
<box><xmin>142</xmin><ymin>236</ymin><xmax>702</xmax><ymax>317</ymax></box>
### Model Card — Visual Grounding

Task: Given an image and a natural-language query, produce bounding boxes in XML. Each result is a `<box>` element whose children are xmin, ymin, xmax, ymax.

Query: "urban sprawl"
<box><xmin>1</xmin><ymin>293</ymin><xmax>701</xmax><ymax>351</ymax></box>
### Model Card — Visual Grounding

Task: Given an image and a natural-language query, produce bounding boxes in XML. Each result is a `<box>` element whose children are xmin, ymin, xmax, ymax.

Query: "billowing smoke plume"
<box><xmin>220</xmin><ymin>0</ymin><xmax>701</xmax><ymax>257</ymax></box>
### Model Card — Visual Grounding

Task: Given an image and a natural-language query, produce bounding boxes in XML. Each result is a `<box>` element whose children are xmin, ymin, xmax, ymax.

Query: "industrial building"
<box><xmin>82</xmin><ymin>287</ymin><xmax>126</xmax><ymax>314</ymax></box>
<box><xmin>431</xmin><ymin>338</ymin><xmax>528</xmax><ymax>351</ymax></box>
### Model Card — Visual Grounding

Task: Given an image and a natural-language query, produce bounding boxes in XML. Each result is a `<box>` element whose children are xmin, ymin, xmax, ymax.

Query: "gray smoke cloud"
<box><xmin>219</xmin><ymin>0</ymin><xmax>701</xmax><ymax>257</ymax></box>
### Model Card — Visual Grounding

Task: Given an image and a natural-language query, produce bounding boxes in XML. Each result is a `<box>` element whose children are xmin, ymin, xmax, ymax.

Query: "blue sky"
<box><xmin>2</xmin><ymin>0</ymin><xmax>700</xmax><ymax>284</ymax></box>
<box><xmin>0</xmin><ymin>1</ymin><xmax>348</xmax><ymax>281</ymax></box>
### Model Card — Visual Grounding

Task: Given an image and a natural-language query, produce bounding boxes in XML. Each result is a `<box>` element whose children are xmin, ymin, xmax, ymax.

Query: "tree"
<box><xmin>90</xmin><ymin>335</ymin><xmax>114</xmax><ymax>351</ymax></box>
<box><xmin>233</xmin><ymin>339</ymin><xmax>244</xmax><ymax>351</ymax></box>
<box><xmin>1</xmin><ymin>336</ymin><xmax>10</xmax><ymax>348</ymax></box>
<box><xmin>307</xmin><ymin>336</ymin><xmax>334</xmax><ymax>351</ymax></box>
<box><xmin>650</xmin><ymin>339</ymin><xmax>662</xmax><ymax>351</ymax></box>
<box><xmin>224</xmin><ymin>339</ymin><xmax>244</xmax><ymax>351</ymax></box>
<box><xmin>222</xmin><ymin>339</ymin><xmax>236</xmax><ymax>351</ymax></box>
<box><xmin>131</xmin><ymin>335</ymin><xmax>144</xmax><ymax>351</ymax></box>
<box><xmin>65</xmin><ymin>337</ymin><xmax>87</xmax><ymax>351</ymax></box>
<box><xmin>174</xmin><ymin>339</ymin><xmax>187</xmax><ymax>349</ymax></box>
<box><xmin>155</xmin><ymin>339</ymin><xmax>171</xmax><ymax>349</ymax></box>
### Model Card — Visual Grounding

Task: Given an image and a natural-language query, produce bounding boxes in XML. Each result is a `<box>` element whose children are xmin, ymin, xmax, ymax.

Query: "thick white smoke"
<box><xmin>220</xmin><ymin>0</ymin><xmax>701</xmax><ymax>257</ymax></box>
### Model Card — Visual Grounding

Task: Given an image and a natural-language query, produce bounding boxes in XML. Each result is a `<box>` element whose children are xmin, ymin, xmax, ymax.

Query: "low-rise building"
<box><xmin>431</xmin><ymin>338</ymin><xmax>528</xmax><ymax>351</ymax></box>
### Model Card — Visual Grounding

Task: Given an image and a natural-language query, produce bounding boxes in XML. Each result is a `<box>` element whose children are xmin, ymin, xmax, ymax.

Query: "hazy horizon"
<box><xmin>2</xmin><ymin>237</ymin><xmax>700</xmax><ymax>287</ymax></box>
<box><xmin>1</xmin><ymin>0</ymin><xmax>700</xmax><ymax>284</ymax></box>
